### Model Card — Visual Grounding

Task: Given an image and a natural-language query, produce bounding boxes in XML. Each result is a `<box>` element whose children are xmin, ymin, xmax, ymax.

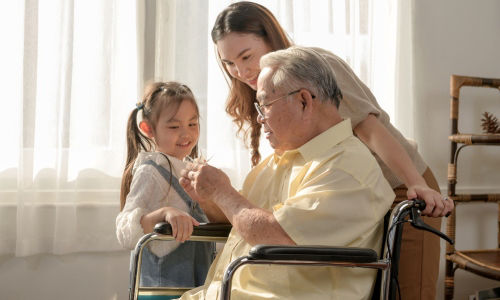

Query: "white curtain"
<box><xmin>0</xmin><ymin>0</ymin><xmax>141</xmax><ymax>256</ymax></box>
<box><xmin>393</xmin><ymin>0</ymin><xmax>415</xmax><ymax>139</ymax></box>
<box><xmin>0</xmin><ymin>0</ymin><xmax>400</xmax><ymax>256</ymax></box>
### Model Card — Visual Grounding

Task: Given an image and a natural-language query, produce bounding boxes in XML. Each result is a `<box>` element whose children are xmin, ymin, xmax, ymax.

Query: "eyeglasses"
<box><xmin>254</xmin><ymin>88</ymin><xmax>315</xmax><ymax>119</ymax></box>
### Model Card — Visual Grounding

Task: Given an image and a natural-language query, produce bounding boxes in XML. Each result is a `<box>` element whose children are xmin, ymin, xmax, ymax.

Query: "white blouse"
<box><xmin>115</xmin><ymin>152</ymin><xmax>189</xmax><ymax>256</ymax></box>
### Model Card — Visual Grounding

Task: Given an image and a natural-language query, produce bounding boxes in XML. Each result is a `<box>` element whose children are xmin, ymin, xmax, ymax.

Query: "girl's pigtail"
<box><xmin>120</xmin><ymin>106</ymin><xmax>152</xmax><ymax>210</ymax></box>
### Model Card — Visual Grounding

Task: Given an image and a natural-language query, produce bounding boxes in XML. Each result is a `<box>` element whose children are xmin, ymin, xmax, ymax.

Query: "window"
<box><xmin>0</xmin><ymin>0</ymin><xmax>398</xmax><ymax>256</ymax></box>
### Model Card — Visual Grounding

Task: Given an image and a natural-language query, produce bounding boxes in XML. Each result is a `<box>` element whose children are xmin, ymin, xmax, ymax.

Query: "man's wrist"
<box><xmin>212</xmin><ymin>184</ymin><xmax>237</xmax><ymax>204</ymax></box>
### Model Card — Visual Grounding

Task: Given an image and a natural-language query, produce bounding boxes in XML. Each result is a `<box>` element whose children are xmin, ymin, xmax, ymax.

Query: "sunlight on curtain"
<box><xmin>0</xmin><ymin>0</ymin><xmax>400</xmax><ymax>256</ymax></box>
<box><xmin>393</xmin><ymin>0</ymin><xmax>415</xmax><ymax>139</ymax></box>
<box><xmin>205</xmin><ymin>0</ymin><xmax>398</xmax><ymax>189</ymax></box>
<box><xmin>0</xmin><ymin>0</ymin><xmax>140</xmax><ymax>256</ymax></box>
<box><xmin>0</xmin><ymin>0</ymin><xmax>24</xmax><ymax>256</ymax></box>
<box><xmin>146</xmin><ymin>0</ymin><xmax>210</xmax><ymax>156</ymax></box>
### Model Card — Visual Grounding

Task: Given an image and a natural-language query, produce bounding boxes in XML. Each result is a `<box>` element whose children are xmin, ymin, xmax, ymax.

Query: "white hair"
<box><xmin>260</xmin><ymin>46</ymin><xmax>342</xmax><ymax>107</ymax></box>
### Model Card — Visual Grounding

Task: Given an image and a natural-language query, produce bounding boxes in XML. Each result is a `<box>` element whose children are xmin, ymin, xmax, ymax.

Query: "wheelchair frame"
<box><xmin>129</xmin><ymin>224</ymin><xmax>231</xmax><ymax>300</ymax></box>
<box><xmin>129</xmin><ymin>199</ymin><xmax>452</xmax><ymax>300</ymax></box>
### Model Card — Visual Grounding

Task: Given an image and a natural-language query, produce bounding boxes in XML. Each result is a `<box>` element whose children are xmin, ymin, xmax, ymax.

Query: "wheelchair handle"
<box><xmin>409</xmin><ymin>199</ymin><xmax>454</xmax><ymax>245</ymax></box>
<box><xmin>154</xmin><ymin>222</ymin><xmax>232</xmax><ymax>237</ymax></box>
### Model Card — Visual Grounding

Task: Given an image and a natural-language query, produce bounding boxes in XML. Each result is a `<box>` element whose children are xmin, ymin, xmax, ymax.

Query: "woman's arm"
<box><xmin>354</xmin><ymin>114</ymin><xmax>454</xmax><ymax>217</ymax></box>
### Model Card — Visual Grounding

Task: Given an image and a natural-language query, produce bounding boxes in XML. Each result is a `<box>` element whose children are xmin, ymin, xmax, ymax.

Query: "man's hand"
<box><xmin>179</xmin><ymin>163</ymin><xmax>232</xmax><ymax>223</ymax></box>
<box><xmin>179</xmin><ymin>164</ymin><xmax>205</xmax><ymax>204</ymax></box>
<box><xmin>180</xmin><ymin>163</ymin><xmax>232</xmax><ymax>201</ymax></box>
<box><xmin>407</xmin><ymin>185</ymin><xmax>454</xmax><ymax>217</ymax></box>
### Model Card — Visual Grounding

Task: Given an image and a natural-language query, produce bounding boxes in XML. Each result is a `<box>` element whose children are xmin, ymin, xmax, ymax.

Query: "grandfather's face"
<box><xmin>256</xmin><ymin>67</ymin><xmax>305</xmax><ymax>153</ymax></box>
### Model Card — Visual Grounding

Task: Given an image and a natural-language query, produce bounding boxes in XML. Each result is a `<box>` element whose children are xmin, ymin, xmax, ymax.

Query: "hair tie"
<box><xmin>136</xmin><ymin>102</ymin><xmax>144</xmax><ymax>110</ymax></box>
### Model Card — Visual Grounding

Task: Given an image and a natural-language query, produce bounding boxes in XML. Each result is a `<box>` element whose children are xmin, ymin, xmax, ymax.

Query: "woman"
<box><xmin>210</xmin><ymin>2</ymin><xmax>453</xmax><ymax>299</ymax></box>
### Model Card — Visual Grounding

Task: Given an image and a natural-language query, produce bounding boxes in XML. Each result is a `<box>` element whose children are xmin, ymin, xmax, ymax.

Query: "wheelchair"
<box><xmin>129</xmin><ymin>223</ymin><xmax>232</xmax><ymax>300</ymax></box>
<box><xmin>129</xmin><ymin>199</ymin><xmax>453</xmax><ymax>300</ymax></box>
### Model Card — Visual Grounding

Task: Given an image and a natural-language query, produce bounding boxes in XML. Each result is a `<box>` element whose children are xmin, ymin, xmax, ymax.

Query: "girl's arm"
<box><xmin>140</xmin><ymin>206</ymin><xmax>199</xmax><ymax>242</ymax></box>
<box><xmin>354</xmin><ymin>114</ymin><xmax>454</xmax><ymax>217</ymax></box>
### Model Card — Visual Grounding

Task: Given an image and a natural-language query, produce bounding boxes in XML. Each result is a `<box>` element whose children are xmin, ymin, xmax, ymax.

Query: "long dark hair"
<box><xmin>120</xmin><ymin>82</ymin><xmax>199</xmax><ymax>210</ymax></box>
<box><xmin>211</xmin><ymin>1</ymin><xmax>292</xmax><ymax>166</ymax></box>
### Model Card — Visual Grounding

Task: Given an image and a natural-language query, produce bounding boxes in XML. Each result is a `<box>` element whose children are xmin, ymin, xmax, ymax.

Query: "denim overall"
<box><xmin>138</xmin><ymin>158</ymin><xmax>215</xmax><ymax>288</ymax></box>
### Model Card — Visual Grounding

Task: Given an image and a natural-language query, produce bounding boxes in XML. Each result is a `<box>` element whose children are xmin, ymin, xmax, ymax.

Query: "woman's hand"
<box><xmin>407</xmin><ymin>184</ymin><xmax>454</xmax><ymax>217</ymax></box>
<box><xmin>163</xmin><ymin>207</ymin><xmax>199</xmax><ymax>242</ymax></box>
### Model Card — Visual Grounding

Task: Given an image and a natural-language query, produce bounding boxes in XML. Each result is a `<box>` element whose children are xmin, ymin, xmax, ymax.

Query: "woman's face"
<box><xmin>216</xmin><ymin>32</ymin><xmax>273</xmax><ymax>90</ymax></box>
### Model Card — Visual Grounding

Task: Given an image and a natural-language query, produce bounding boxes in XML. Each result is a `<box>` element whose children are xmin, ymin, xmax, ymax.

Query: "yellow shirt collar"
<box><xmin>298</xmin><ymin>118</ymin><xmax>353</xmax><ymax>162</ymax></box>
<box><xmin>270</xmin><ymin>118</ymin><xmax>353</xmax><ymax>165</ymax></box>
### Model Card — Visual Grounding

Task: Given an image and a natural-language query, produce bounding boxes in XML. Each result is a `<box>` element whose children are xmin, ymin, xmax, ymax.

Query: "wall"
<box><xmin>411</xmin><ymin>0</ymin><xmax>500</xmax><ymax>299</ymax></box>
<box><xmin>0</xmin><ymin>251</ymin><xmax>130</xmax><ymax>300</ymax></box>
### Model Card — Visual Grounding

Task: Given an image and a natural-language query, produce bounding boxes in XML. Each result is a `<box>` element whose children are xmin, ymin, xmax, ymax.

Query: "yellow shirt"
<box><xmin>180</xmin><ymin>119</ymin><xmax>395</xmax><ymax>300</ymax></box>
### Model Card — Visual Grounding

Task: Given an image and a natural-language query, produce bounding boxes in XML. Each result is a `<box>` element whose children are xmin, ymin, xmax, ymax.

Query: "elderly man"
<box><xmin>179</xmin><ymin>46</ymin><xmax>394</xmax><ymax>299</ymax></box>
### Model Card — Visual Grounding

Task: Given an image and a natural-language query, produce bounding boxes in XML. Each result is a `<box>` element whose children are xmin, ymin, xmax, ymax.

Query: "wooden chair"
<box><xmin>445</xmin><ymin>74</ymin><xmax>500</xmax><ymax>300</ymax></box>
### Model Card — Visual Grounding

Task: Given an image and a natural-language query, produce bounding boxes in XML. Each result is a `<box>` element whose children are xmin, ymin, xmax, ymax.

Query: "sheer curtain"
<box><xmin>0</xmin><ymin>0</ymin><xmax>141</xmax><ymax>256</ymax></box>
<box><xmin>0</xmin><ymin>0</ymin><xmax>400</xmax><ymax>257</ymax></box>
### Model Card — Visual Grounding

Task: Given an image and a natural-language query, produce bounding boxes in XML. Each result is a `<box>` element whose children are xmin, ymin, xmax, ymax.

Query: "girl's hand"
<box><xmin>163</xmin><ymin>207</ymin><xmax>199</xmax><ymax>242</ymax></box>
<box><xmin>407</xmin><ymin>185</ymin><xmax>454</xmax><ymax>217</ymax></box>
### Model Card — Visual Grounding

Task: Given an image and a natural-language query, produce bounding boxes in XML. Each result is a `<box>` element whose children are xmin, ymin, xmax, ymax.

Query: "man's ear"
<box><xmin>139</xmin><ymin>121</ymin><xmax>154</xmax><ymax>138</ymax></box>
<box><xmin>299</xmin><ymin>89</ymin><xmax>315</xmax><ymax>119</ymax></box>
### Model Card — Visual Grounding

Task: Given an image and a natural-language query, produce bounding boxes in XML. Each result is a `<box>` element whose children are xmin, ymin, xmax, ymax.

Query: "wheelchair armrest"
<box><xmin>249</xmin><ymin>244</ymin><xmax>378</xmax><ymax>263</ymax></box>
<box><xmin>153</xmin><ymin>222</ymin><xmax>232</xmax><ymax>237</ymax></box>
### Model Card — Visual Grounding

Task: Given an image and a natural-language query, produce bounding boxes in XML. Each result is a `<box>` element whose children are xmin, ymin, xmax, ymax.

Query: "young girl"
<box><xmin>116</xmin><ymin>81</ymin><xmax>214</xmax><ymax>288</ymax></box>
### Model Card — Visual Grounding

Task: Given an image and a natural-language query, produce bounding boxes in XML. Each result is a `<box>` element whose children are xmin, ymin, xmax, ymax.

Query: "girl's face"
<box><xmin>151</xmin><ymin>99</ymin><xmax>199</xmax><ymax>160</ymax></box>
<box><xmin>216</xmin><ymin>32</ymin><xmax>273</xmax><ymax>90</ymax></box>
